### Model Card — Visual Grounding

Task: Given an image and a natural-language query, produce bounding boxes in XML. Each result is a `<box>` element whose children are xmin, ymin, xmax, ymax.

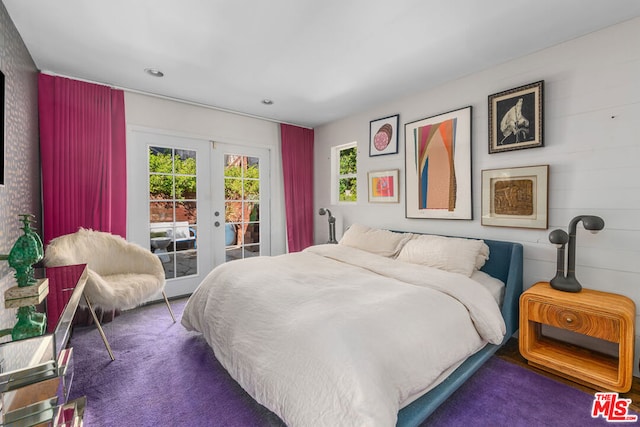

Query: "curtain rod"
<box><xmin>39</xmin><ymin>70</ymin><xmax>313</xmax><ymax>129</ymax></box>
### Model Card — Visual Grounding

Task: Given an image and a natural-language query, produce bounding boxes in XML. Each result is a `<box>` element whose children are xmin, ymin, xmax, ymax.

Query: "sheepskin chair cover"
<box><xmin>44</xmin><ymin>228</ymin><xmax>166</xmax><ymax>311</ymax></box>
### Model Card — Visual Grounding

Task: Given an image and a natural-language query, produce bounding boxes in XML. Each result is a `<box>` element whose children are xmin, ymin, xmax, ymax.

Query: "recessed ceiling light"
<box><xmin>261</xmin><ymin>99</ymin><xmax>274</xmax><ymax>105</ymax></box>
<box><xmin>144</xmin><ymin>68</ymin><xmax>164</xmax><ymax>77</ymax></box>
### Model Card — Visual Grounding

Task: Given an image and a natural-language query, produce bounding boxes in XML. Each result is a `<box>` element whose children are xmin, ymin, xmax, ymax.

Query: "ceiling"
<box><xmin>4</xmin><ymin>0</ymin><xmax>640</xmax><ymax>128</ymax></box>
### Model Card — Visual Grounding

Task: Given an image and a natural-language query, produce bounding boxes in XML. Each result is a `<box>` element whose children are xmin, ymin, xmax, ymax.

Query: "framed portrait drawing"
<box><xmin>368</xmin><ymin>169</ymin><xmax>399</xmax><ymax>203</ymax></box>
<box><xmin>369</xmin><ymin>114</ymin><xmax>399</xmax><ymax>156</ymax></box>
<box><xmin>488</xmin><ymin>80</ymin><xmax>543</xmax><ymax>154</ymax></box>
<box><xmin>481</xmin><ymin>165</ymin><xmax>548</xmax><ymax>229</ymax></box>
<box><xmin>404</xmin><ymin>106</ymin><xmax>472</xmax><ymax>219</ymax></box>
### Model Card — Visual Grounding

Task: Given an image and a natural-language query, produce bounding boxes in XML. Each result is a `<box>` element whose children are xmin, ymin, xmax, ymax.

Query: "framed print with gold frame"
<box><xmin>481</xmin><ymin>165</ymin><xmax>548</xmax><ymax>229</ymax></box>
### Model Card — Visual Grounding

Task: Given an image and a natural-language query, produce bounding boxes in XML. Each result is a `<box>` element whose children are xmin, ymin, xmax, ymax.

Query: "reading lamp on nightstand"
<box><xmin>548</xmin><ymin>215</ymin><xmax>604</xmax><ymax>292</ymax></box>
<box><xmin>318</xmin><ymin>208</ymin><xmax>338</xmax><ymax>244</ymax></box>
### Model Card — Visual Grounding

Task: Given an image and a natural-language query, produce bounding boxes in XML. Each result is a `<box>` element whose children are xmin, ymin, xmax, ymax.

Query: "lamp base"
<box><xmin>550</xmin><ymin>276</ymin><xmax>582</xmax><ymax>293</ymax></box>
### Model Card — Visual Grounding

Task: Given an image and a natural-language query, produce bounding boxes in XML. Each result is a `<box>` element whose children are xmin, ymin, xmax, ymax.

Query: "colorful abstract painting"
<box><xmin>405</xmin><ymin>106</ymin><xmax>472</xmax><ymax>219</ymax></box>
<box><xmin>368</xmin><ymin>169</ymin><xmax>399</xmax><ymax>203</ymax></box>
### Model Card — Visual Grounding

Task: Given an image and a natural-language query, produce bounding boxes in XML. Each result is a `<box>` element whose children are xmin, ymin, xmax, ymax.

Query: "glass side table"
<box><xmin>0</xmin><ymin>264</ymin><xmax>89</xmax><ymax>426</ymax></box>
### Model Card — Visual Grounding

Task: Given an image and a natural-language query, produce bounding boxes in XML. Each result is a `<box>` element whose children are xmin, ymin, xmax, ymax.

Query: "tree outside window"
<box><xmin>338</xmin><ymin>144</ymin><xmax>357</xmax><ymax>202</ymax></box>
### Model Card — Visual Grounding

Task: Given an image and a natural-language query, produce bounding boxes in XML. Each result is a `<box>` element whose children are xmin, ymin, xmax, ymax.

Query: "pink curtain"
<box><xmin>39</xmin><ymin>74</ymin><xmax>127</xmax><ymax>244</ymax></box>
<box><xmin>280</xmin><ymin>124</ymin><xmax>314</xmax><ymax>252</ymax></box>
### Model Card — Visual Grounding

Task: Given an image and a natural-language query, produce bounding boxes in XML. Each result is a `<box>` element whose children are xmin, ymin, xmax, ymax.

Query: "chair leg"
<box><xmin>163</xmin><ymin>291</ymin><xmax>176</xmax><ymax>323</ymax></box>
<box><xmin>83</xmin><ymin>293</ymin><xmax>115</xmax><ymax>361</ymax></box>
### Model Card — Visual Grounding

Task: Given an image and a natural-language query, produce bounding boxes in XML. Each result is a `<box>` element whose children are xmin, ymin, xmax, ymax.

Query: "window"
<box><xmin>332</xmin><ymin>142</ymin><xmax>357</xmax><ymax>203</ymax></box>
<box><xmin>148</xmin><ymin>146</ymin><xmax>198</xmax><ymax>279</ymax></box>
<box><xmin>224</xmin><ymin>154</ymin><xmax>261</xmax><ymax>261</ymax></box>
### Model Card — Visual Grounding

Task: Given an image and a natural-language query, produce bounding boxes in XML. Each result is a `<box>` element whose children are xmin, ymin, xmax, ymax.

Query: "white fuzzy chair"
<box><xmin>44</xmin><ymin>228</ymin><xmax>175</xmax><ymax>359</ymax></box>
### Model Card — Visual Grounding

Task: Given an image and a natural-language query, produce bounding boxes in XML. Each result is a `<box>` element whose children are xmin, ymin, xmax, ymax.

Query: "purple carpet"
<box><xmin>68</xmin><ymin>299</ymin><xmax>635</xmax><ymax>426</ymax></box>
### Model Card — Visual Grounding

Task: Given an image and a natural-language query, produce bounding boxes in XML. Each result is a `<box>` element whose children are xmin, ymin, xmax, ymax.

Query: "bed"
<box><xmin>182</xmin><ymin>225</ymin><xmax>523</xmax><ymax>426</ymax></box>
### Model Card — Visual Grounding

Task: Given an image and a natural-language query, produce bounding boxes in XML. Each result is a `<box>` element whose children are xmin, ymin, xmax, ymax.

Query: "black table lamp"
<box><xmin>549</xmin><ymin>215</ymin><xmax>604</xmax><ymax>292</ymax></box>
<box><xmin>318</xmin><ymin>208</ymin><xmax>338</xmax><ymax>244</ymax></box>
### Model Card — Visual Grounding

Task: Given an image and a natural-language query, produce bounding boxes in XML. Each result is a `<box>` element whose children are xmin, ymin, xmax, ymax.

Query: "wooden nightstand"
<box><xmin>519</xmin><ymin>282</ymin><xmax>635</xmax><ymax>392</ymax></box>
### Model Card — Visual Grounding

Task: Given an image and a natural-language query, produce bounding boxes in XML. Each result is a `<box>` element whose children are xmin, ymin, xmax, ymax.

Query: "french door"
<box><xmin>211</xmin><ymin>142</ymin><xmax>271</xmax><ymax>268</ymax></box>
<box><xmin>128</xmin><ymin>130</ymin><xmax>270</xmax><ymax>298</ymax></box>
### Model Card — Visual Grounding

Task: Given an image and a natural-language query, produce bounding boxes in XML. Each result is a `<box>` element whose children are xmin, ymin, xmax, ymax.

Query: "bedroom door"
<box><xmin>128</xmin><ymin>130</ymin><xmax>213</xmax><ymax>298</ymax></box>
<box><xmin>211</xmin><ymin>142</ymin><xmax>271</xmax><ymax>268</ymax></box>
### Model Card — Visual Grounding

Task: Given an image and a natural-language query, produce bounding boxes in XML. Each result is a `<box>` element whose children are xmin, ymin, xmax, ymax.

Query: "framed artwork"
<box><xmin>481</xmin><ymin>165</ymin><xmax>549</xmax><ymax>229</ymax></box>
<box><xmin>369</xmin><ymin>114</ymin><xmax>399</xmax><ymax>156</ymax></box>
<box><xmin>368</xmin><ymin>169</ymin><xmax>399</xmax><ymax>203</ymax></box>
<box><xmin>488</xmin><ymin>80</ymin><xmax>543</xmax><ymax>154</ymax></box>
<box><xmin>404</xmin><ymin>106</ymin><xmax>472</xmax><ymax>219</ymax></box>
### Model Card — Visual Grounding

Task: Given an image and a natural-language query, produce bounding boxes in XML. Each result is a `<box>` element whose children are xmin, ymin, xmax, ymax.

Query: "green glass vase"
<box><xmin>7</xmin><ymin>214</ymin><xmax>44</xmax><ymax>287</ymax></box>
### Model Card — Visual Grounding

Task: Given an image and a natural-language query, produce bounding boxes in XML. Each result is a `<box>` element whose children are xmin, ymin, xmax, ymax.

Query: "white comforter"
<box><xmin>181</xmin><ymin>244</ymin><xmax>505</xmax><ymax>427</ymax></box>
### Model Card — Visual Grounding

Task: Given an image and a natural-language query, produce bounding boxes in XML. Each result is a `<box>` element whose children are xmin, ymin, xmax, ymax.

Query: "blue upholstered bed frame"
<box><xmin>396</xmin><ymin>237</ymin><xmax>524</xmax><ymax>426</ymax></box>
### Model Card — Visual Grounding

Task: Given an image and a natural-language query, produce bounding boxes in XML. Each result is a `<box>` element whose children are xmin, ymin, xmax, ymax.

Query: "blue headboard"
<box><xmin>479</xmin><ymin>238</ymin><xmax>524</xmax><ymax>339</ymax></box>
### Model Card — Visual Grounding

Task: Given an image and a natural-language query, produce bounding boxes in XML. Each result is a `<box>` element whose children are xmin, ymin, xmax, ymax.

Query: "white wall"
<box><xmin>314</xmin><ymin>18</ymin><xmax>640</xmax><ymax>372</ymax></box>
<box><xmin>123</xmin><ymin>92</ymin><xmax>287</xmax><ymax>256</ymax></box>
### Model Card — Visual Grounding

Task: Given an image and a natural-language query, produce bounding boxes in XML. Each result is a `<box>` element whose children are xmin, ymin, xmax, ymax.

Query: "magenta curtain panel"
<box><xmin>280</xmin><ymin>124</ymin><xmax>314</xmax><ymax>252</ymax></box>
<box><xmin>39</xmin><ymin>74</ymin><xmax>127</xmax><ymax>244</ymax></box>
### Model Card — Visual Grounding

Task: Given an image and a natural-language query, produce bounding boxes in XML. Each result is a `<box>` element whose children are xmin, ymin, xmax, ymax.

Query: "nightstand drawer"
<box><xmin>526</xmin><ymin>300</ymin><xmax>620</xmax><ymax>343</ymax></box>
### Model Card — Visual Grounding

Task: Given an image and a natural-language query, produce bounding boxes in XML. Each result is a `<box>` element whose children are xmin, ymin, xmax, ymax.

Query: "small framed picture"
<box><xmin>369</xmin><ymin>114</ymin><xmax>399</xmax><ymax>156</ymax></box>
<box><xmin>488</xmin><ymin>81</ymin><xmax>543</xmax><ymax>154</ymax></box>
<box><xmin>481</xmin><ymin>165</ymin><xmax>549</xmax><ymax>229</ymax></box>
<box><xmin>368</xmin><ymin>169</ymin><xmax>399</xmax><ymax>203</ymax></box>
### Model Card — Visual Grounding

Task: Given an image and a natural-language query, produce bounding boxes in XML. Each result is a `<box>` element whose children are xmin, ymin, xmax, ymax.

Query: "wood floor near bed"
<box><xmin>496</xmin><ymin>338</ymin><xmax>640</xmax><ymax>413</ymax></box>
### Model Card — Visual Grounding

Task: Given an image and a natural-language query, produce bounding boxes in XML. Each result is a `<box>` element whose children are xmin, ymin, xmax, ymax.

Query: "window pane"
<box><xmin>175</xmin><ymin>149</ymin><xmax>196</xmax><ymax>174</ymax></box>
<box><xmin>149</xmin><ymin>147</ymin><xmax>173</xmax><ymax>173</ymax></box>
<box><xmin>225</xmin><ymin>178</ymin><xmax>243</xmax><ymax>200</ymax></box>
<box><xmin>226</xmin><ymin>247</ymin><xmax>242</xmax><ymax>262</ymax></box>
<box><xmin>158</xmin><ymin>252</ymin><xmax>175</xmax><ymax>278</ymax></box>
<box><xmin>175</xmin><ymin>201</ymin><xmax>197</xmax><ymax>224</ymax></box>
<box><xmin>244</xmin><ymin>222</ymin><xmax>260</xmax><ymax>244</ymax></box>
<box><xmin>176</xmin><ymin>251</ymin><xmax>197</xmax><ymax>277</ymax></box>
<box><xmin>339</xmin><ymin>147</ymin><xmax>357</xmax><ymax>174</ymax></box>
<box><xmin>249</xmin><ymin>203</ymin><xmax>259</xmax><ymax>222</ymax></box>
<box><xmin>245</xmin><ymin>179</ymin><xmax>259</xmax><ymax>200</ymax></box>
<box><xmin>247</xmin><ymin>157</ymin><xmax>260</xmax><ymax>178</ymax></box>
<box><xmin>149</xmin><ymin>175</ymin><xmax>173</xmax><ymax>199</ymax></box>
<box><xmin>226</xmin><ymin>201</ymin><xmax>243</xmax><ymax>223</ymax></box>
<box><xmin>224</xmin><ymin>155</ymin><xmax>242</xmax><ymax>176</ymax></box>
<box><xmin>150</xmin><ymin>201</ymin><xmax>174</xmax><ymax>223</ymax></box>
<box><xmin>244</xmin><ymin>245</ymin><xmax>260</xmax><ymax>258</ymax></box>
<box><xmin>150</xmin><ymin>236</ymin><xmax>172</xmax><ymax>260</ymax></box>
<box><xmin>225</xmin><ymin>223</ymin><xmax>237</xmax><ymax>246</ymax></box>
<box><xmin>175</xmin><ymin>176</ymin><xmax>196</xmax><ymax>200</ymax></box>
<box><xmin>339</xmin><ymin>177</ymin><xmax>357</xmax><ymax>201</ymax></box>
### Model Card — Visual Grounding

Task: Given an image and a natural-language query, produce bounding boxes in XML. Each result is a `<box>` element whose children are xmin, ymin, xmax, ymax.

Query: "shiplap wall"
<box><xmin>314</xmin><ymin>18</ymin><xmax>640</xmax><ymax>373</ymax></box>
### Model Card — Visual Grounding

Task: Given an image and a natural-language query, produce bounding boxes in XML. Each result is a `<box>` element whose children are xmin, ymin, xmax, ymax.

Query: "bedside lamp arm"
<box><xmin>566</xmin><ymin>215</ymin><xmax>605</xmax><ymax>281</ymax></box>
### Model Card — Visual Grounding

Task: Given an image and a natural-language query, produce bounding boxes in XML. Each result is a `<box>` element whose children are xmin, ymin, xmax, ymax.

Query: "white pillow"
<box><xmin>339</xmin><ymin>224</ymin><xmax>412</xmax><ymax>258</ymax></box>
<box><xmin>397</xmin><ymin>234</ymin><xmax>488</xmax><ymax>277</ymax></box>
<box><xmin>470</xmin><ymin>270</ymin><xmax>505</xmax><ymax>306</ymax></box>
<box><xmin>476</xmin><ymin>242</ymin><xmax>490</xmax><ymax>270</ymax></box>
